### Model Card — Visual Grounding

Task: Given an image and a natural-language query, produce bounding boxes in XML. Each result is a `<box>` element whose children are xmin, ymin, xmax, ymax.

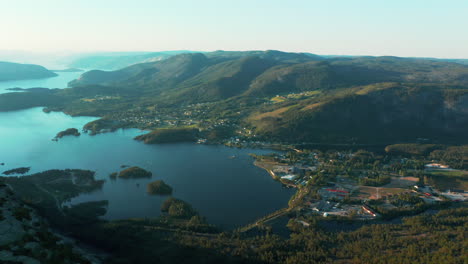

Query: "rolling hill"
<box><xmin>0</xmin><ymin>61</ymin><xmax>57</xmax><ymax>81</ymax></box>
<box><xmin>248</xmin><ymin>83</ymin><xmax>468</xmax><ymax>143</ymax></box>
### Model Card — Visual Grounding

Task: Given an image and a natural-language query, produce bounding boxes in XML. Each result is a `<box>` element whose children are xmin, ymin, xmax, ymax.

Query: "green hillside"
<box><xmin>248</xmin><ymin>83</ymin><xmax>468</xmax><ymax>143</ymax></box>
<box><xmin>1</xmin><ymin>51</ymin><xmax>468</xmax><ymax>145</ymax></box>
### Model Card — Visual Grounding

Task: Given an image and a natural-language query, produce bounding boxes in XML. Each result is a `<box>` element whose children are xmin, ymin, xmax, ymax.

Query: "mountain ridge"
<box><xmin>1</xmin><ymin>50</ymin><xmax>467</xmax><ymax>144</ymax></box>
<box><xmin>0</xmin><ymin>61</ymin><xmax>57</xmax><ymax>81</ymax></box>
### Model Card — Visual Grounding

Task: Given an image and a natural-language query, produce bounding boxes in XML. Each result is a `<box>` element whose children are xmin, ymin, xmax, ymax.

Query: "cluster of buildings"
<box><xmin>304</xmin><ymin>200</ymin><xmax>378</xmax><ymax>219</ymax></box>
<box><xmin>269</xmin><ymin>164</ymin><xmax>318</xmax><ymax>187</ymax></box>
<box><xmin>414</xmin><ymin>185</ymin><xmax>467</xmax><ymax>202</ymax></box>
<box><xmin>424</xmin><ymin>163</ymin><xmax>450</xmax><ymax>170</ymax></box>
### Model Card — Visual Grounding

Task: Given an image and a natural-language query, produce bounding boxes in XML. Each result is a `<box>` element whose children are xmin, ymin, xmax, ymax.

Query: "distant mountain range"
<box><xmin>67</xmin><ymin>51</ymin><xmax>195</xmax><ymax>71</ymax></box>
<box><xmin>1</xmin><ymin>50</ymin><xmax>467</xmax><ymax>144</ymax></box>
<box><xmin>0</xmin><ymin>61</ymin><xmax>57</xmax><ymax>81</ymax></box>
<box><xmin>70</xmin><ymin>51</ymin><xmax>468</xmax><ymax>98</ymax></box>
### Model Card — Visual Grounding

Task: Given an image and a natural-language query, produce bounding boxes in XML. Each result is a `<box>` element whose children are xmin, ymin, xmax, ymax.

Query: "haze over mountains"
<box><xmin>67</xmin><ymin>51</ymin><xmax>195</xmax><ymax>71</ymax></box>
<box><xmin>1</xmin><ymin>49</ymin><xmax>467</xmax><ymax>70</ymax></box>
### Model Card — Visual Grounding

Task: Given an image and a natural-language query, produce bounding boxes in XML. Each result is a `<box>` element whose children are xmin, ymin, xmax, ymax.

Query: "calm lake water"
<box><xmin>0</xmin><ymin>71</ymin><xmax>83</xmax><ymax>94</ymax></box>
<box><xmin>0</xmin><ymin>107</ymin><xmax>294</xmax><ymax>229</ymax></box>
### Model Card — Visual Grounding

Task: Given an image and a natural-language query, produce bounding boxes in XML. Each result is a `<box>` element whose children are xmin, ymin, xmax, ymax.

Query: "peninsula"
<box><xmin>0</xmin><ymin>61</ymin><xmax>57</xmax><ymax>81</ymax></box>
<box><xmin>2</xmin><ymin>167</ymin><xmax>30</xmax><ymax>175</ymax></box>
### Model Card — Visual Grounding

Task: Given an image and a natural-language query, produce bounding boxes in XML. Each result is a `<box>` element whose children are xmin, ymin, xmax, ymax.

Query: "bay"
<box><xmin>0</xmin><ymin>71</ymin><xmax>83</xmax><ymax>94</ymax></box>
<box><xmin>0</xmin><ymin>107</ymin><xmax>294</xmax><ymax>229</ymax></box>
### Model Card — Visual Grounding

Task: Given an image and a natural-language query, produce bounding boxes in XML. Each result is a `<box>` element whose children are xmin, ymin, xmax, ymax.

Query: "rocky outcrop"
<box><xmin>0</xmin><ymin>182</ymin><xmax>102</xmax><ymax>263</ymax></box>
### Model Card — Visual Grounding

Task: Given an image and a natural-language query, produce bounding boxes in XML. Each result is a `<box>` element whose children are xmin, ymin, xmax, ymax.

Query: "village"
<box><xmin>252</xmin><ymin>149</ymin><xmax>468</xmax><ymax>222</ymax></box>
<box><xmin>81</xmin><ymin>100</ymin><xmax>244</xmax><ymax>137</ymax></box>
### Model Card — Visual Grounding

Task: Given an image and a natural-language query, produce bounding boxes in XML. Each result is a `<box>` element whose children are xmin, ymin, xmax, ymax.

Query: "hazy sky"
<box><xmin>1</xmin><ymin>0</ymin><xmax>467</xmax><ymax>58</ymax></box>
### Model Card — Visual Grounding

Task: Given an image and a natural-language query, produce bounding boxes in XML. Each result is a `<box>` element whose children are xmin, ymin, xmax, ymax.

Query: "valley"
<box><xmin>0</xmin><ymin>50</ymin><xmax>466</xmax><ymax>264</ymax></box>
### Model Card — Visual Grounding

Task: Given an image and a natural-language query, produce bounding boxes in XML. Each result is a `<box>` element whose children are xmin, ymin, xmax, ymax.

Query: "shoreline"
<box><xmin>254</xmin><ymin>160</ymin><xmax>279</xmax><ymax>180</ymax></box>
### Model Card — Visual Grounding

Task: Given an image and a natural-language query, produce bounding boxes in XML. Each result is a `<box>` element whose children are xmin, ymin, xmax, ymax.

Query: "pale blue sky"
<box><xmin>1</xmin><ymin>0</ymin><xmax>467</xmax><ymax>58</ymax></box>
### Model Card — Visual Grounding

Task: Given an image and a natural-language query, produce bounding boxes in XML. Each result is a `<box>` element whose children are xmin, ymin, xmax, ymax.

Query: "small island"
<box><xmin>2</xmin><ymin>167</ymin><xmax>31</xmax><ymax>175</ymax></box>
<box><xmin>147</xmin><ymin>180</ymin><xmax>173</xmax><ymax>195</ymax></box>
<box><xmin>55</xmin><ymin>128</ymin><xmax>81</xmax><ymax>139</ymax></box>
<box><xmin>109</xmin><ymin>172</ymin><xmax>118</xmax><ymax>179</ymax></box>
<box><xmin>6</xmin><ymin>87</ymin><xmax>51</xmax><ymax>92</ymax></box>
<box><xmin>161</xmin><ymin>197</ymin><xmax>197</xmax><ymax>218</ymax></box>
<box><xmin>52</xmin><ymin>68</ymin><xmax>84</xmax><ymax>72</ymax></box>
<box><xmin>118</xmin><ymin>166</ymin><xmax>152</xmax><ymax>179</ymax></box>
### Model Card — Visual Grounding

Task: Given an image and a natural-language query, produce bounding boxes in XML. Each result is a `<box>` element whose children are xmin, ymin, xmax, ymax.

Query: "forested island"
<box><xmin>55</xmin><ymin>128</ymin><xmax>81</xmax><ymax>139</ymax></box>
<box><xmin>117</xmin><ymin>166</ymin><xmax>152</xmax><ymax>178</ymax></box>
<box><xmin>147</xmin><ymin>180</ymin><xmax>173</xmax><ymax>195</ymax></box>
<box><xmin>161</xmin><ymin>197</ymin><xmax>197</xmax><ymax>218</ymax></box>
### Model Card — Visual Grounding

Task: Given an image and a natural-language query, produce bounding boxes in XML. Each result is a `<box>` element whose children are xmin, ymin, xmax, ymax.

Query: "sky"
<box><xmin>1</xmin><ymin>0</ymin><xmax>467</xmax><ymax>58</ymax></box>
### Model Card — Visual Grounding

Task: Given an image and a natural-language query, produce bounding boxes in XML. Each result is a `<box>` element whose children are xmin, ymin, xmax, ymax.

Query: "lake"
<box><xmin>0</xmin><ymin>108</ymin><xmax>294</xmax><ymax>229</ymax></box>
<box><xmin>0</xmin><ymin>71</ymin><xmax>83</xmax><ymax>94</ymax></box>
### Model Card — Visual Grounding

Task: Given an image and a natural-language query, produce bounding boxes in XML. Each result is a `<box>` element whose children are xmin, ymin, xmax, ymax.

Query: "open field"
<box><xmin>382</xmin><ymin>176</ymin><xmax>419</xmax><ymax>188</ymax></box>
<box><xmin>427</xmin><ymin>170</ymin><xmax>468</xmax><ymax>178</ymax></box>
<box><xmin>355</xmin><ymin>186</ymin><xmax>409</xmax><ymax>200</ymax></box>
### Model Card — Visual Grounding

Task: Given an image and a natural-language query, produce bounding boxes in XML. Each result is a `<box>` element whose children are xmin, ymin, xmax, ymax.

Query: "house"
<box><xmin>310</xmin><ymin>200</ymin><xmax>330</xmax><ymax>212</ymax></box>
<box><xmin>362</xmin><ymin>205</ymin><xmax>377</xmax><ymax>217</ymax></box>
<box><xmin>297</xmin><ymin>220</ymin><xmax>310</xmax><ymax>227</ymax></box>
<box><xmin>424</xmin><ymin>163</ymin><xmax>449</xmax><ymax>169</ymax></box>
<box><xmin>197</xmin><ymin>138</ymin><xmax>207</xmax><ymax>144</ymax></box>
<box><xmin>281</xmin><ymin>174</ymin><xmax>298</xmax><ymax>181</ymax></box>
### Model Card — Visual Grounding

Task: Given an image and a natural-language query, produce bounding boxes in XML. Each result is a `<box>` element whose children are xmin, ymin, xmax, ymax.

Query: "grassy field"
<box><xmin>425</xmin><ymin>170</ymin><xmax>468</xmax><ymax>190</ymax></box>
<box><xmin>270</xmin><ymin>96</ymin><xmax>286</xmax><ymax>103</ymax></box>
<box><xmin>383</xmin><ymin>176</ymin><xmax>419</xmax><ymax>188</ymax></box>
<box><xmin>355</xmin><ymin>186</ymin><xmax>409</xmax><ymax>200</ymax></box>
<box><xmin>427</xmin><ymin>170</ymin><xmax>468</xmax><ymax>178</ymax></box>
